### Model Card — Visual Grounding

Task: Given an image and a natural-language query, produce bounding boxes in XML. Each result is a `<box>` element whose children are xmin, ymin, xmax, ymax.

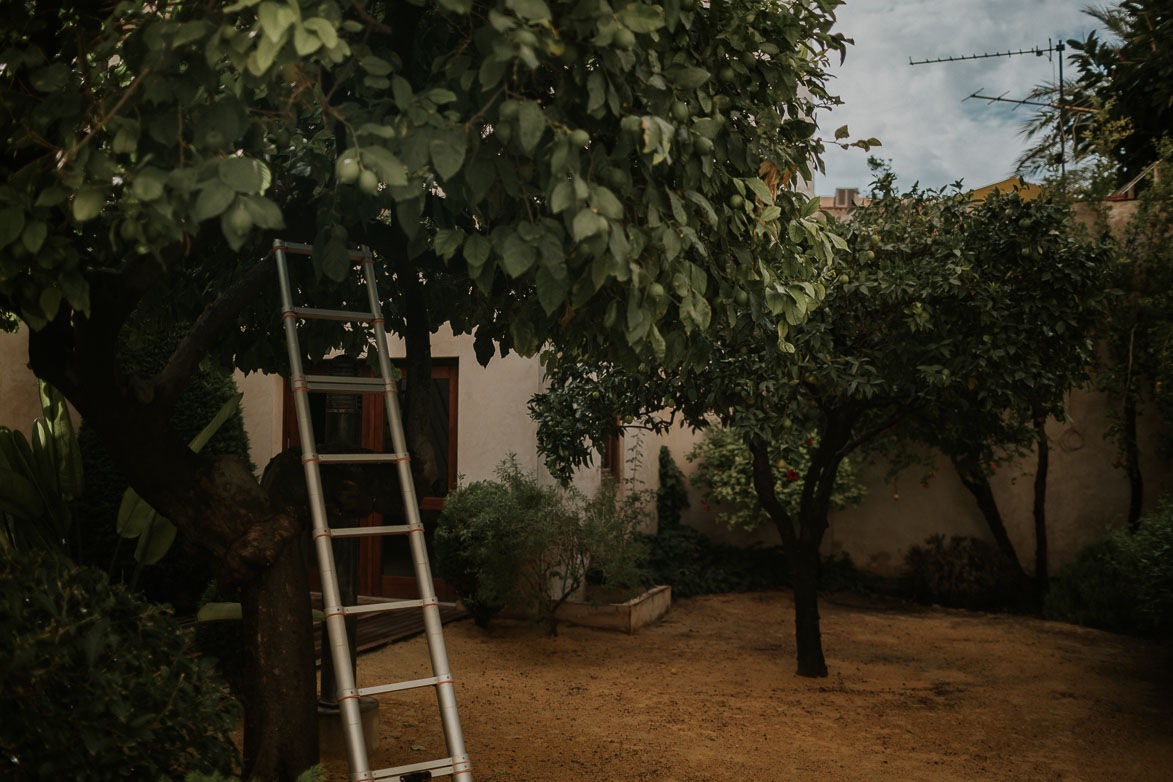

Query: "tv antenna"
<box><xmin>910</xmin><ymin>39</ymin><xmax>1072</xmax><ymax>177</ymax></box>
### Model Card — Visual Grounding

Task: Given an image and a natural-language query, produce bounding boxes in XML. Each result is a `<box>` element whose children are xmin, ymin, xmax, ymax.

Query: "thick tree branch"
<box><xmin>152</xmin><ymin>255</ymin><xmax>276</xmax><ymax>412</ymax></box>
<box><xmin>746</xmin><ymin>435</ymin><xmax>798</xmax><ymax>548</ymax></box>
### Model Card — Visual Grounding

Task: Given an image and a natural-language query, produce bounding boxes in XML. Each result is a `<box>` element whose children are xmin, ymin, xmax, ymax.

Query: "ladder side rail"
<box><xmin>359</xmin><ymin>248</ymin><xmax>472</xmax><ymax>780</ymax></box>
<box><xmin>273</xmin><ymin>241</ymin><xmax>373</xmax><ymax>779</ymax></box>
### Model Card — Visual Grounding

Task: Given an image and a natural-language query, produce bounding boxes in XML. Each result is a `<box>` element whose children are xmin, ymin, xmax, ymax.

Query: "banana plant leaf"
<box><xmin>118</xmin><ymin>392</ymin><xmax>243</xmax><ymax>565</ymax></box>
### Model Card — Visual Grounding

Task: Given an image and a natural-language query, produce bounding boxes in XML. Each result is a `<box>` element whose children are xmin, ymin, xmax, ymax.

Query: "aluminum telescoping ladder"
<box><xmin>272</xmin><ymin>239</ymin><xmax>472</xmax><ymax>782</ymax></box>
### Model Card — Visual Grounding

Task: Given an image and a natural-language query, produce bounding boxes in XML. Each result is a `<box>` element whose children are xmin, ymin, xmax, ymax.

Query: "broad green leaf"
<box><xmin>550</xmin><ymin>180</ymin><xmax>574</xmax><ymax>213</ymax></box>
<box><xmin>535</xmin><ymin>265</ymin><xmax>568</xmax><ymax>315</ymax></box>
<box><xmin>362</xmin><ymin>146</ymin><xmax>408</xmax><ymax>186</ymax></box>
<box><xmin>188</xmin><ymin>393</ymin><xmax>243</xmax><ymax>453</ymax></box>
<box><xmin>116</xmin><ymin>488</ymin><xmax>157</xmax><ymax>537</ymax></box>
<box><xmin>292</xmin><ymin>25</ymin><xmax>322</xmax><ymax>56</ymax></box>
<box><xmin>517</xmin><ymin>101</ymin><xmax>545</xmax><ymax>155</ymax></box>
<box><xmin>430</xmin><ymin>134</ymin><xmax>466</xmax><ymax>180</ymax></box>
<box><xmin>0</xmin><ymin>208</ymin><xmax>24</xmax><ymax>249</ymax></box>
<box><xmin>0</xmin><ymin>465</ymin><xmax>44</xmax><ymax>519</ymax></box>
<box><xmin>242</xmin><ymin>195</ymin><xmax>285</xmax><ymax>229</ymax></box>
<box><xmin>666</xmin><ymin>65</ymin><xmax>710</xmax><ymax>89</ymax></box>
<box><xmin>71</xmin><ymin>188</ymin><xmax>105</xmax><ymax>222</ymax></box>
<box><xmin>589</xmin><ymin>185</ymin><xmax>624</xmax><ymax>220</ymax></box>
<box><xmin>360</xmin><ymin>56</ymin><xmax>393</xmax><ymax>76</ymax></box>
<box><xmin>134</xmin><ymin>516</ymin><xmax>177</xmax><ymax>565</ymax></box>
<box><xmin>219</xmin><ymin>157</ymin><xmax>266</xmax><ymax>193</ymax></box>
<box><xmin>744</xmin><ymin>177</ymin><xmax>774</xmax><ymax>205</ymax></box>
<box><xmin>302</xmin><ymin>18</ymin><xmax>338</xmax><ymax>48</ymax></box>
<box><xmin>197</xmin><ymin>602</ymin><xmax>244</xmax><ymax>622</ymax></box>
<box><xmin>506</xmin><ymin>0</ymin><xmax>551</xmax><ymax>20</ymax></box>
<box><xmin>463</xmin><ymin>233</ymin><xmax>491</xmax><ymax>271</ymax></box>
<box><xmin>617</xmin><ymin>4</ymin><xmax>665</xmax><ymax>32</ymax></box>
<box><xmin>433</xmin><ymin>228</ymin><xmax>465</xmax><ymax>260</ymax></box>
<box><xmin>192</xmin><ymin>181</ymin><xmax>236</xmax><ymax>222</ymax></box>
<box><xmin>22</xmin><ymin>221</ymin><xmax>47</xmax><ymax>255</ymax></box>
<box><xmin>834</xmin><ymin>124</ymin><xmax>850</xmax><ymax>140</ymax></box>
<box><xmin>572</xmin><ymin>208</ymin><xmax>601</xmax><ymax>242</ymax></box>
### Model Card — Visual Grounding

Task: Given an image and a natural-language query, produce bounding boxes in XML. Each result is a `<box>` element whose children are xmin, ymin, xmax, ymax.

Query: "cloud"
<box><xmin>812</xmin><ymin>0</ymin><xmax>1101</xmax><ymax>195</ymax></box>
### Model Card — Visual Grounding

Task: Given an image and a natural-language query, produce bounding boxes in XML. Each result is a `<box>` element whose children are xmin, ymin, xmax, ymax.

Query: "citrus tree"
<box><xmin>534</xmin><ymin>173</ymin><xmax>981</xmax><ymax>677</ymax></box>
<box><xmin>0</xmin><ymin>0</ymin><xmax>851</xmax><ymax>776</ymax></box>
<box><xmin>533</xmin><ymin>169</ymin><xmax>1112</xmax><ymax>674</ymax></box>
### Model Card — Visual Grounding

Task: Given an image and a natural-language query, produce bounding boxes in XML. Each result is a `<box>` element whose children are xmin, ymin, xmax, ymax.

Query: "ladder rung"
<box><xmin>274</xmin><ymin>240</ymin><xmax>366</xmax><ymax>261</ymax></box>
<box><xmin>371</xmin><ymin>757</ymin><xmax>458</xmax><ymax>780</ymax></box>
<box><xmin>342</xmin><ymin>598</ymin><xmax>424</xmax><ymax>615</ymax></box>
<box><xmin>317</xmin><ymin>452</ymin><xmax>408</xmax><ymax>464</ymax></box>
<box><xmin>358</xmin><ymin>675</ymin><xmax>440</xmax><ymax>697</ymax></box>
<box><xmin>337</xmin><ymin>598</ymin><xmax>460</xmax><ymax>616</ymax></box>
<box><xmin>289</xmin><ymin>306</ymin><xmax>376</xmax><ymax>323</ymax></box>
<box><xmin>328</xmin><ymin>524</ymin><xmax>416</xmax><ymax>538</ymax></box>
<box><xmin>301</xmin><ymin>375</ymin><xmax>389</xmax><ymax>393</ymax></box>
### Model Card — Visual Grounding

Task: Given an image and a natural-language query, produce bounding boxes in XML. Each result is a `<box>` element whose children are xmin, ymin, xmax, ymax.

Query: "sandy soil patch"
<box><xmin>322</xmin><ymin>591</ymin><xmax>1171</xmax><ymax>781</ymax></box>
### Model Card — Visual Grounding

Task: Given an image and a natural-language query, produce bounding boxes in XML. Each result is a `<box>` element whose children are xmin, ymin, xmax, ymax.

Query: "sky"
<box><xmin>811</xmin><ymin>0</ymin><xmax>1104</xmax><ymax>196</ymax></box>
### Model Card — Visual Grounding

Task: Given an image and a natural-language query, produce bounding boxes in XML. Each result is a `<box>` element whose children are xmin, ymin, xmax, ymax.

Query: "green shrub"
<box><xmin>639</xmin><ymin>524</ymin><xmax>788</xmax><ymax>597</ymax></box>
<box><xmin>902</xmin><ymin>535</ymin><xmax>1021</xmax><ymax>610</ymax></box>
<box><xmin>655</xmin><ymin>446</ymin><xmax>689</xmax><ymax>531</ymax></box>
<box><xmin>0</xmin><ymin>550</ymin><xmax>240</xmax><ymax>780</ymax></box>
<box><xmin>1045</xmin><ymin>500</ymin><xmax>1173</xmax><ymax>636</ymax></box>
<box><xmin>435</xmin><ymin>456</ymin><xmax>648</xmax><ymax>634</ymax></box>
<box><xmin>75</xmin><ymin>325</ymin><xmax>252</xmax><ymax>613</ymax></box>
<box><xmin>688</xmin><ymin>425</ymin><xmax>867</xmax><ymax>533</ymax></box>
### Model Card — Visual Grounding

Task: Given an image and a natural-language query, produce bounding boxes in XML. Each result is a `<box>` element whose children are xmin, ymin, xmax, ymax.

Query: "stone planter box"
<box><xmin>555</xmin><ymin>585</ymin><xmax>671</xmax><ymax>633</ymax></box>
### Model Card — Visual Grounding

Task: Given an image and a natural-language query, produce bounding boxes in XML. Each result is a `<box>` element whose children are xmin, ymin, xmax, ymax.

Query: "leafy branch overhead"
<box><xmin>1</xmin><ymin>0</ymin><xmax>852</xmax><ymax>374</ymax></box>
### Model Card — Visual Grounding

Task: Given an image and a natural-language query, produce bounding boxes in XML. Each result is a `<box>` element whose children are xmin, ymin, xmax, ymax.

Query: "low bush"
<box><xmin>1045</xmin><ymin>500</ymin><xmax>1173</xmax><ymax>636</ymax></box>
<box><xmin>903</xmin><ymin>535</ymin><xmax>1021</xmax><ymax>610</ymax></box>
<box><xmin>639</xmin><ymin>524</ymin><xmax>787</xmax><ymax>597</ymax></box>
<box><xmin>0</xmin><ymin>551</ymin><xmax>239</xmax><ymax>780</ymax></box>
<box><xmin>435</xmin><ymin>456</ymin><xmax>647</xmax><ymax>634</ymax></box>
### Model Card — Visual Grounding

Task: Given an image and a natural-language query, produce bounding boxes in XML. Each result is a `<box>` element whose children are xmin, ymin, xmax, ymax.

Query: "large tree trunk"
<box><xmin>241</xmin><ymin>537</ymin><xmax>319</xmax><ymax>781</ymax></box>
<box><xmin>951</xmin><ymin>453</ymin><xmax>1027</xmax><ymax>584</ymax></box>
<box><xmin>1033</xmin><ymin>416</ymin><xmax>1050</xmax><ymax>592</ymax></box>
<box><xmin>747</xmin><ymin>437</ymin><xmax>831</xmax><ymax>678</ymax></box>
<box><xmin>28</xmin><ymin>309</ymin><xmax>320</xmax><ymax>781</ymax></box>
<box><xmin>787</xmin><ymin>540</ymin><xmax>828</xmax><ymax>677</ymax></box>
<box><xmin>1123</xmin><ymin>390</ymin><xmax>1143</xmax><ymax>531</ymax></box>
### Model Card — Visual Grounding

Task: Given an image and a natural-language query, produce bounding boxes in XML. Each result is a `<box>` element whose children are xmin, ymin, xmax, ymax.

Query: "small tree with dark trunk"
<box><xmin>0</xmin><ymin>0</ymin><xmax>850</xmax><ymax>775</ymax></box>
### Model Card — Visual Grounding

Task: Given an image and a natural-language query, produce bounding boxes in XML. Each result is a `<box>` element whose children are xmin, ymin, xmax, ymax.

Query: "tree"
<box><xmin>1097</xmin><ymin>145</ymin><xmax>1173</xmax><ymax>529</ymax></box>
<box><xmin>534</xmin><ymin>174</ymin><xmax>983</xmax><ymax>677</ymax></box>
<box><xmin>898</xmin><ymin>189</ymin><xmax>1111</xmax><ymax>593</ymax></box>
<box><xmin>1018</xmin><ymin>0</ymin><xmax>1172</xmax><ymax>183</ymax></box>
<box><xmin>0</xmin><ymin>0</ymin><xmax>849</xmax><ymax>776</ymax></box>
<box><xmin>533</xmin><ymin>170</ymin><xmax>1112</xmax><ymax>674</ymax></box>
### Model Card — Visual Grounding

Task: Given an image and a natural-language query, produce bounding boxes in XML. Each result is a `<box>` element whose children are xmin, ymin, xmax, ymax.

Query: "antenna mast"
<box><xmin>910</xmin><ymin>39</ymin><xmax>1069</xmax><ymax>177</ymax></box>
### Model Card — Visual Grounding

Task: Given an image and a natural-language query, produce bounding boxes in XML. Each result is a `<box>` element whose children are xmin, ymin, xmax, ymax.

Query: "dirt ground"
<box><xmin>322</xmin><ymin>591</ymin><xmax>1172</xmax><ymax>781</ymax></box>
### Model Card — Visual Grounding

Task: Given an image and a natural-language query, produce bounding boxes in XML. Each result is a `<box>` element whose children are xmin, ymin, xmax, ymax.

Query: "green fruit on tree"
<box><xmin>718</xmin><ymin>65</ymin><xmax>736</xmax><ymax>83</ymax></box>
<box><xmin>648</xmin><ymin>282</ymin><xmax>665</xmax><ymax>300</ymax></box>
<box><xmin>671</xmin><ymin>101</ymin><xmax>689</xmax><ymax>122</ymax></box>
<box><xmin>570</xmin><ymin>129</ymin><xmax>590</xmax><ymax>147</ymax></box>
<box><xmin>119</xmin><ymin>219</ymin><xmax>137</xmax><ymax>242</ymax></box>
<box><xmin>499</xmin><ymin>100</ymin><xmax>520</xmax><ymax>121</ymax></box>
<box><xmin>695</xmin><ymin>136</ymin><xmax>714</xmax><ymax>153</ymax></box>
<box><xmin>729</xmin><ymin>194</ymin><xmax>744</xmax><ymax>209</ymax></box>
<box><xmin>606</xmin><ymin>169</ymin><xmax>626</xmax><ymax>188</ymax></box>
<box><xmin>734</xmin><ymin>289</ymin><xmax>748</xmax><ymax>306</ymax></box>
<box><xmin>614</xmin><ymin>28</ymin><xmax>636</xmax><ymax>50</ymax></box>
<box><xmin>358</xmin><ymin>169</ymin><xmax>379</xmax><ymax>195</ymax></box>
<box><xmin>335</xmin><ymin>157</ymin><xmax>360</xmax><ymax>184</ymax></box>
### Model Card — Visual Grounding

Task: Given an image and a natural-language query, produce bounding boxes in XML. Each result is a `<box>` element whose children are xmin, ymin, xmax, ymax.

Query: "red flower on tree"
<box><xmin>785</xmin><ymin>469</ymin><xmax>800</xmax><ymax>483</ymax></box>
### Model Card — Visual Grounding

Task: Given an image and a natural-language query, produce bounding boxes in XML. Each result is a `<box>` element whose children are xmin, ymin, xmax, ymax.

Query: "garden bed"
<box><xmin>553</xmin><ymin>584</ymin><xmax>671</xmax><ymax>633</ymax></box>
